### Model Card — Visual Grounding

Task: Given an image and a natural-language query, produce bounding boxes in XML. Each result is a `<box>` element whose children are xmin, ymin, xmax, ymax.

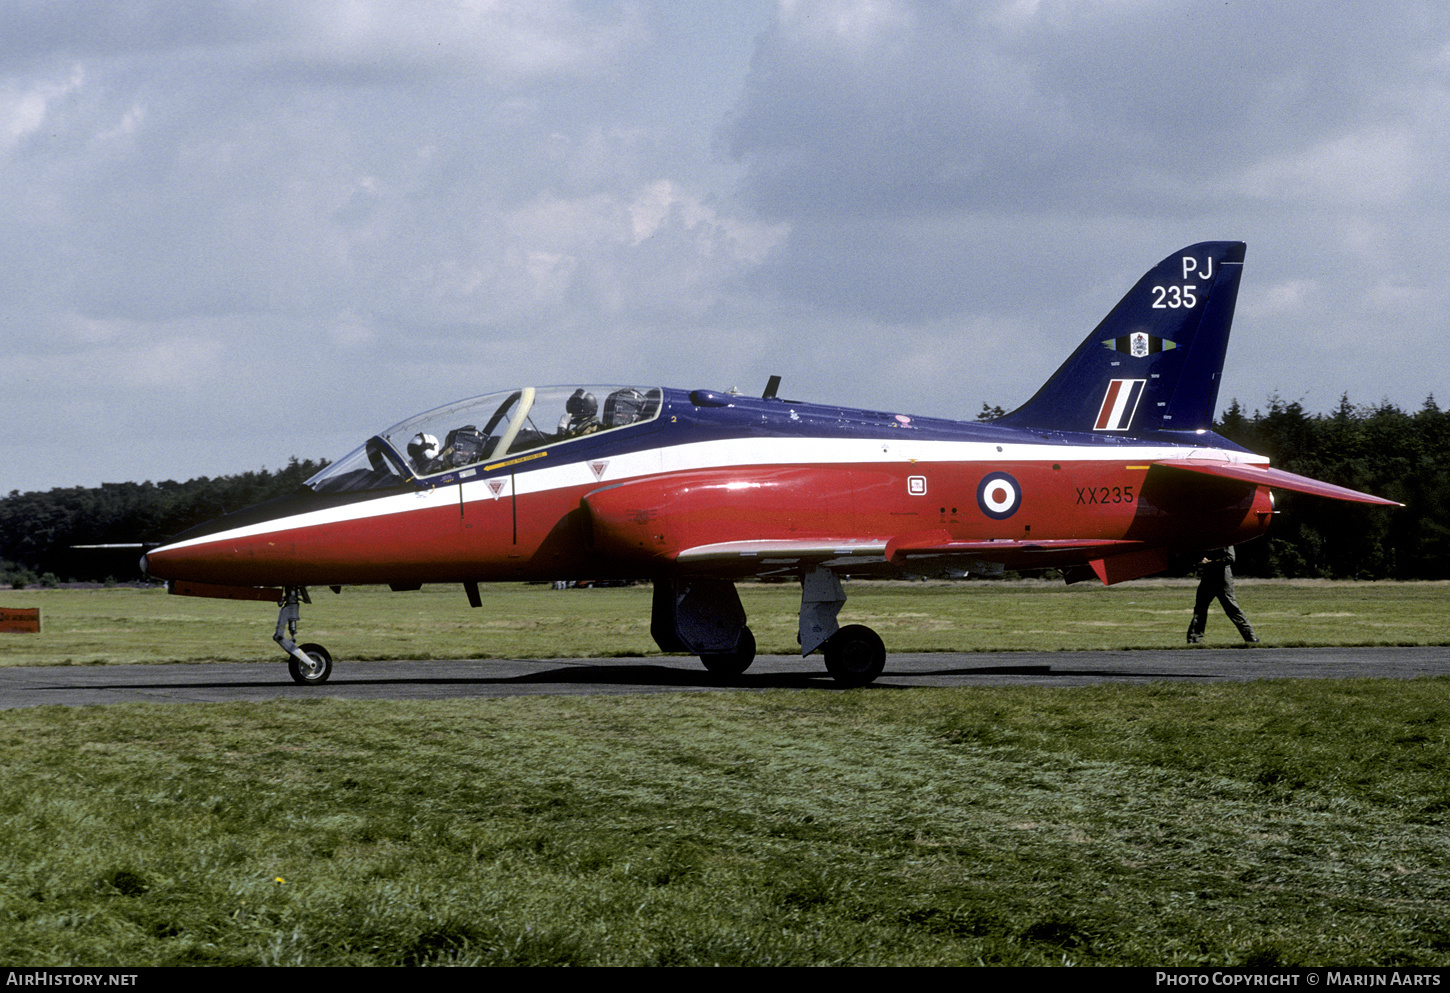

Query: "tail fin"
<box><xmin>995</xmin><ymin>242</ymin><xmax>1246</xmax><ymax>435</ymax></box>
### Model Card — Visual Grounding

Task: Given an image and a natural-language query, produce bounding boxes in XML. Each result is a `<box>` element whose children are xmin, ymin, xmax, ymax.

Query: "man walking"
<box><xmin>1187</xmin><ymin>546</ymin><xmax>1258</xmax><ymax>644</ymax></box>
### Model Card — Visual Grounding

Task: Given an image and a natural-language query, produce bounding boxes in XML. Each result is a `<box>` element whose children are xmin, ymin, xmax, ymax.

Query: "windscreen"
<box><xmin>305</xmin><ymin>386</ymin><xmax>661</xmax><ymax>494</ymax></box>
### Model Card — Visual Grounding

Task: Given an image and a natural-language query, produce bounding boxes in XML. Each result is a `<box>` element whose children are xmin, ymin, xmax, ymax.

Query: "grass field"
<box><xmin>1</xmin><ymin>581</ymin><xmax>1448</xmax><ymax>966</ymax></box>
<box><xmin>2</xmin><ymin>578</ymin><xmax>1447</xmax><ymax>666</ymax></box>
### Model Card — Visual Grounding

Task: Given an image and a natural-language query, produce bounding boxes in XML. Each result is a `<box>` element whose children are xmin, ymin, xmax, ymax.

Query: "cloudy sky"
<box><xmin>5</xmin><ymin>0</ymin><xmax>1448</xmax><ymax>494</ymax></box>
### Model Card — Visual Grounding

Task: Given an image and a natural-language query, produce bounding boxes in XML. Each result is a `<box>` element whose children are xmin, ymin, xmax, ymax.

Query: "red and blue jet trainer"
<box><xmin>142</xmin><ymin>242</ymin><xmax>1398</xmax><ymax>686</ymax></box>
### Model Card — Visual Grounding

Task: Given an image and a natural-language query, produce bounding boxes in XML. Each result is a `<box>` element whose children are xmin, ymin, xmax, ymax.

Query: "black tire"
<box><xmin>288</xmin><ymin>642</ymin><xmax>333</xmax><ymax>685</ymax></box>
<box><xmin>700</xmin><ymin>626</ymin><xmax>756</xmax><ymax>677</ymax></box>
<box><xmin>822</xmin><ymin>624</ymin><xmax>885</xmax><ymax>687</ymax></box>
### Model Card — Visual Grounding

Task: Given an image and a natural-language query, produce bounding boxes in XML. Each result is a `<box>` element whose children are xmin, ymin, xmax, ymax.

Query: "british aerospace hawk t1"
<box><xmin>142</xmin><ymin>242</ymin><xmax>1397</xmax><ymax>686</ymax></box>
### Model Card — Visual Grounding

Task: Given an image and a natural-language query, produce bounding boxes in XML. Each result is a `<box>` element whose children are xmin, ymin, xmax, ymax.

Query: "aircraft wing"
<box><xmin>1152</xmin><ymin>458</ymin><xmax>1401</xmax><ymax>506</ymax></box>
<box><xmin>884</xmin><ymin>532</ymin><xmax>1166</xmax><ymax>585</ymax></box>
<box><xmin>675</xmin><ymin>539</ymin><xmax>889</xmax><ymax>568</ymax></box>
<box><xmin>675</xmin><ymin>533</ymin><xmax>1167</xmax><ymax>585</ymax></box>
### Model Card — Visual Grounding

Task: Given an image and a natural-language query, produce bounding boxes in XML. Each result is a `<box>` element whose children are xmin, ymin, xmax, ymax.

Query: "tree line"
<box><xmin>1</xmin><ymin>396</ymin><xmax>1445</xmax><ymax>585</ymax></box>
<box><xmin>1213</xmin><ymin>395</ymin><xmax>1450</xmax><ymax>580</ymax></box>
<box><xmin>0</xmin><ymin>458</ymin><xmax>325</xmax><ymax>586</ymax></box>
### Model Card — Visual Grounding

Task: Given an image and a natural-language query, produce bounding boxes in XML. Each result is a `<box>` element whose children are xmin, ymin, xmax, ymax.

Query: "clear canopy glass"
<box><xmin>306</xmin><ymin>386</ymin><xmax>662</xmax><ymax>494</ymax></box>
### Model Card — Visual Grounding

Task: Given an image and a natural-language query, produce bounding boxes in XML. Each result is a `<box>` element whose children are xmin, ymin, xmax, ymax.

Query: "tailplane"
<box><xmin>995</xmin><ymin>242</ymin><xmax>1246</xmax><ymax>435</ymax></box>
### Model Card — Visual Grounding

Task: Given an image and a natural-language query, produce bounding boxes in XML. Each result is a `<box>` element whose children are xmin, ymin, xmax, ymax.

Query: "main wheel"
<box><xmin>822</xmin><ymin>624</ymin><xmax>885</xmax><ymax>687</ymax></box>
<box><xmin>699</xmin><ymin>626</ymin><xmax>756</xmax><ymax>677</ymax></box>
<box><xmin>288</xmin><ymin>642</ymin><xmax>333</xmax><ymax>685</ymax></box>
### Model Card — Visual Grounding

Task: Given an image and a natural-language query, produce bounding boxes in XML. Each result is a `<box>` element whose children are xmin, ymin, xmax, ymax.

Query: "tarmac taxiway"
<box><xmin>0</xmin><ymin>645</ymin><xmax>1445</xmax><ymax>709</ymax></box>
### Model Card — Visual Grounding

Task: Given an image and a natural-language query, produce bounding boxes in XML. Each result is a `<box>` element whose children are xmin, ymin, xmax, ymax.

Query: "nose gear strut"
<box><xmin>274</xmin><ymin>587</ymin><xmax>333</xmax><ymax>685</ymax></box>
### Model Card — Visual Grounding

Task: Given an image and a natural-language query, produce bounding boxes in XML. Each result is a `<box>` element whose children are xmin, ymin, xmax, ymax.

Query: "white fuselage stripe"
<box><xmin>154</xmin><ymin>435</ymin><xmax>1266</xmax><ymax>552</ymax></box>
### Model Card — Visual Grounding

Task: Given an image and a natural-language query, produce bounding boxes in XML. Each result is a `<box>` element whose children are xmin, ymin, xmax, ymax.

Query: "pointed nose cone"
<box><xmin>140</xmin><ymin>542</ymin><xmax>184</xmax><ymax>579</ymax></box>
<box><xmin>141</xmin><ymin>531</ymin><xmax>297</xmax><ymax>587</ymax></box>
<box><xmin>138</xmin><ymin>539</ymin><xmax>214</xmax><ymax>583</ymax></box>
<box><xmin>136</xmin><ymin>487</ymin><xmax>336</xmax><ymax>586</ymax></box>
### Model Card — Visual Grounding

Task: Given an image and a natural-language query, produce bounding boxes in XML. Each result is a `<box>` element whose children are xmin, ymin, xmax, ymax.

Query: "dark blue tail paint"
<box><xmin>995</xmin><ymin>242</ymin><xmax>1246</xmax><ymax>436</ymax></box>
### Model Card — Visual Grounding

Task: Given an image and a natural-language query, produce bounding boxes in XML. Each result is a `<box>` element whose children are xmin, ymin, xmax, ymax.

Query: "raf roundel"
<box><xmin>976</xmin><ymin>471</ymin><xmax>1021</xmax><ymax>520</ymax></box>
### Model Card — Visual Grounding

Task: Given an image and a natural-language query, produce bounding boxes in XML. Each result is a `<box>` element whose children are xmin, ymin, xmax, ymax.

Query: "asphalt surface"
<box><xmin>0</xmin><ymin>646</ymin><xmax>1446</xmax><ymax>709</ymax></box>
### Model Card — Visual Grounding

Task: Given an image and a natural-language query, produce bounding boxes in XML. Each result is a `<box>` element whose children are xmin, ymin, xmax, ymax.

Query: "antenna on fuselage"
<box><xmin>762</xmin><ymin>375</ymin><xmax>781</xmax><ymax>400</ymax></box>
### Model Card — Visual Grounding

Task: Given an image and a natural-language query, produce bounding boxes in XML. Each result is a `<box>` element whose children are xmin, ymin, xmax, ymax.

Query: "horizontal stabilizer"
<box><xmin>1153</xmin><ymin>459</ymin><xmax>1401</xmax><ymax>506</ymax></box>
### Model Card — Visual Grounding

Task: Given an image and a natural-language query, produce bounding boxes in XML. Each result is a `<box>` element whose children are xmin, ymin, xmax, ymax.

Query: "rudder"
<box><xmin>995</xmin><ymin>242</ymin><xmax>1246</xmax><ymax>435</ymax></box>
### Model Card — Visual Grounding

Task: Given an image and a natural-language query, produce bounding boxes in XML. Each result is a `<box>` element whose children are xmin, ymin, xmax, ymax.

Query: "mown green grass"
<box><xmin>3</xmin><ymin>581</ymin><xmax>1449</xmax><ymax>966</ymax></box>
<box><xmin>2</xmin><ymin>579</ymin><xmax>1447</xmax><ymax>667</ymax></box>
<box><xmin>3</xmin><ymin>681</ymin><xmax>1450</xmax><ymax>966</ymax></box>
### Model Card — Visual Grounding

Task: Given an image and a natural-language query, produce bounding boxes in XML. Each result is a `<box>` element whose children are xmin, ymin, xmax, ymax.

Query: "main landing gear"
<box><xmin>700</xmin><ymin>625</ymin><xmax>757</xmax><ymax>677</ymax></box>
<box><xmin>275</xmin><ymin>587</ymin><xmax>333</xmax><ymax>685</ymax></box>
<box><xmin>821</xmin><ymin>624</ymin><xmax>887</xmax><ymax>688</ymax></box>
<box><xmin>801</xmin><ymin>568</ymin><xmax>885</xmax><ymax>687</ymax></box>
<box><xmin>652</xmin><ymin>568</ymin><xmax>887</xmax><ymax>687</ymax></box>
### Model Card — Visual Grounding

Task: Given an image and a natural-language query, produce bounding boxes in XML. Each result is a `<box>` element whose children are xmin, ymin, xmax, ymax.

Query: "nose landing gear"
<box><xmin>274</xmin><ymin>587</ymin><xmax>334</xmax><ymax>685</ymax></box>
<box><xmin>288</xmin><ymin>642</ymin><xmax>333</xmax><ymax>685</ymax></box>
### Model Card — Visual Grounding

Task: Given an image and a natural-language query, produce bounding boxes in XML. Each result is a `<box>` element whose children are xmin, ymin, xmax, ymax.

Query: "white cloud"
<box><xmin>0</xmin><ymin>65</ymin><xmax>83</xmax><ymax>153</ymax></box>
<box><xmin>1236</xmin><ymin>130</ymin><xmax>1421</xmax><ymax>206</ymax></box>
<box><xmin>1258</xmin><ymin>279</ymin><xmax>1320</xmax><ymax>316</ymax></box>
<box><xmin>776</xmin><ymin>0</ymin><xmax>916</xmax><ymax>51</ymax></box>
<box><xmin>288</xmin><ymin>0</ymin><xmax>651</xmax><ymax>82</ymax></box>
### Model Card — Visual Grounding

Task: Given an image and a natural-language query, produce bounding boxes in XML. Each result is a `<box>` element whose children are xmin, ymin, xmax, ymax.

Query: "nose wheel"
<box><xmin>275</xmin><ymin>587</ymin><xmax>334</xmax><ymax>685</ymax></box>
<box><xmin>288</xmin><ymin>643</ymin><xmax>333</xmax><ymax>685</ymax></box>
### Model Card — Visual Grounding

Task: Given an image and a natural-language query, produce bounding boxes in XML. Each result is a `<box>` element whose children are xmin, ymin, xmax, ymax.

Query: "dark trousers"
<box><xmin>1187</xmin><ymin>567</ymin><xmax>1256</xmax><ymax>643</ymax></box>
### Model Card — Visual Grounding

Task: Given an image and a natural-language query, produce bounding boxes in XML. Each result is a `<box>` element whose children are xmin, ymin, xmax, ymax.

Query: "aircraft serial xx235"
<box><xmin>142</xmin><ymin>242</ymin><xmax>1397</xmax><ymax>686</ymax></box>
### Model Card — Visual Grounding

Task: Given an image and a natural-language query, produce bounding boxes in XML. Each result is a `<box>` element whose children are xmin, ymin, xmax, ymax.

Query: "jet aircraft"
<box><xmin>142</xmin><ymin>242</ymin><xmax>1397</xmax><ymax>686</ymax></box>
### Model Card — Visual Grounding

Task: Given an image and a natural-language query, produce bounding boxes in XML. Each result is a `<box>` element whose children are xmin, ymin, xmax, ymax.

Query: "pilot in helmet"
<box><xmin>407</xmin><ymin>432</ymin><xmax>440</xmax><ymax>469</ymax></box>
<box><xmin>559</xmin><ymin>389</ymin><xmax>600</xmax><ymax>437</ymax></box>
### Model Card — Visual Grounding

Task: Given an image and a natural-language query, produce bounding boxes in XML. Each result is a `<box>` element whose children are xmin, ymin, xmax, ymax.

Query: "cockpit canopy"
<box><xmin>306</xmin><ymin>386</ymin><xmax>663</xmax><ymax>494</ymax></box>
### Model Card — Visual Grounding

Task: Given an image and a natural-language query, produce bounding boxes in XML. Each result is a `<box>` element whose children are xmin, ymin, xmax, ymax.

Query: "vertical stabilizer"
<box><xmin>995</xmin><ymin>242</ymin><xmax>1246</xmax><ymax>435</ymax></box>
